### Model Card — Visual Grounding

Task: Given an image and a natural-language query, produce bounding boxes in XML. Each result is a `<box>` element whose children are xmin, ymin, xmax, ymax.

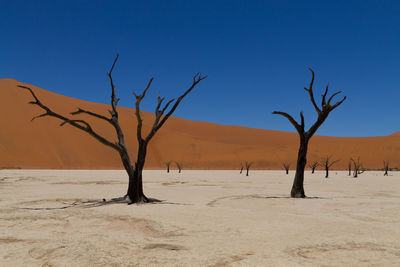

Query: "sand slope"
<box><xmin>1</xmin><ymin>170</ymin><xmax>400</xmax><ymax>266</ymax></box>
<box><xmin>1</xmin><ymin>78</ymin><xmax>399</xmax><ymax>170</ymax></box>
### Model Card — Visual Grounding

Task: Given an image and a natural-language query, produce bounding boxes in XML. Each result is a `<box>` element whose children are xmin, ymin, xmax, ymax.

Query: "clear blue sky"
<box><xmin>1</xmin><ymin>0</ymin><xmax>399</xmax><ymax>137</ymax></box>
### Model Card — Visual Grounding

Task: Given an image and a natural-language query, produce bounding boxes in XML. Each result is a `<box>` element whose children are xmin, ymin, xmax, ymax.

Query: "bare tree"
<box><xmin>308</xmin><ymin>160</ymin><xmax>319</xmax><ymax>174</ymax></box>
<box><xmin>351</xmin><ymin>157</ymin><xmax>361</xmax><ymax>178</ymax></box>
<box><xmin>383</xmin><ymin>160</ymin><xmax>389</xmax><ymax>176</ymax></box>
<box><xmin>283</xmin><ymin>162</ymin><xmax>290</xmax><ymax>175</ymax></box>
<box><xmin>176</xmin><ymin>162</ymin><xmax>183</xmax><ymax>173</ymax></box>
<box><xmin>240</xmin><ymin>162</ymin><xmax>244</xmax><ymax>174</ymax></box>
<box><xmin>245</xmin><ymin>161</ymin><xmax>253</xmax><ymax>176</ymax></box>
<box><xmin>20</xmin><ymin>54</ymin><xmax>206</xmax><ymax>204</ymax></box>
<box><xmin>165</xmin><ymin>161</ymin><xmax>172</xmax><ymax>173</ymax></box>
<box><xmin>272</xmin><ymin>69</ymin><xmax>346</xmax><ymax>197</ymax></box>
<box><xmin>322</xmin><ymin>155</ymin><xmax>339</xmax><ymax>178</ymax></box>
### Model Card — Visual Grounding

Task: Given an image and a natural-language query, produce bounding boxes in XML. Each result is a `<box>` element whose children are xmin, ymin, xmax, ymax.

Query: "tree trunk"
<box><xmin>286</xmin><ymin>169</ymin><xmax>289</xmax><ymax>175</ymax></box>
<box><xmin>127</xmin><ymin>143</ymin><xmax>148</xmax><ymax>203</ymax></box>
<box><xmin>246</xmin><ymin>168</ymin><xmax>249</xmax><ymax>176</ymax></box>
<box><xmin>291</xmin><ymin>137</ymin><xmax>308</xmax><ymax>198</ymax></box>
<box><xmin>384</xmin><ymin>169</ymin><xmax>388</xmax><ymax>176</ymax></box>
<box><xmin>311</xmin><ymin>168</ymin><xmax>315</xmax><ymax>174</ymax></box>
<box><xmin>325</xmin><ymin>167</ymin><xmax>329</xmax><ymax>178</ymax></box>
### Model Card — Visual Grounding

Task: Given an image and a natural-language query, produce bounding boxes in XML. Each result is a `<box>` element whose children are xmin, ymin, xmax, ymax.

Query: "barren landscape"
<box><xmin>1</xmin><ymin>170</ymin><xmax>400</xmax><ymax>266</ymax></box>
<box><xmin>1</xmin><ymin>79</ymin><xmax>400</xmax><ymax>170</ymax></box>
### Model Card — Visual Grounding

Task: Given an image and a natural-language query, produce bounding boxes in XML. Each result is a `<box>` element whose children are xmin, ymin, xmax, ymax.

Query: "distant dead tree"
<box><xmin>347</xmin><ymin>160</ymin><xmax>352</xmax><ymax>176</ymax></box>
<box><xmin>20</xmin><ymin>54</ymin><xmax>206</xmax><ymax>204</ymax></box>
<box><xmin>245</xmin><ymin>161</ymin><xmax>253</xmax><ymax>176</ymax></box>
<box><xmin>239</xmin><ymin>162</ymin><xmax>244</xmax><ymax>174</ymax></box>
<box><xmin>322</xmin><ymin>156</ymin><xmax>339</xmax><ymax>178</ymax></box>
<box><xmin>273</xmin><ymin>69</ymin><xmax>346</xmax><ymax>197</ymax></box>
<box><xmin>176</xmin><ymin>162</ymin><xmax>183</xmax><ymax>173</ymax></box>
<box><xmin>383</xmin><ymin>160</ymin><xmax>389</xmax><ymax>176</ymax></box>
<box><xmin>283</xmin><ymin>162</ymin><xmax>290</xmax><ymax>174</ymax></box>
<box><xmin>165</xmin><ymin>161</ymin><xmax>172</xmax><ymax>173</ymax></box>
<box><xmin>351</xmin><ymin>157</ymin><xmax>361</xmax><ymax>178</ymax></box>
<box><xmin>308</xmin><ymin>160</ymin><xmax>319</xmax><ymax>174</ymax></box>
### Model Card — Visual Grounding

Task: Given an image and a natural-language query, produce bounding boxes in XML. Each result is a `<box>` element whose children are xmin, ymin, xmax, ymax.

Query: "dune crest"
<box><xmin>1</xmin><ymin>79</ymin><xmax>399</xmax><ymax>170</ymax></box>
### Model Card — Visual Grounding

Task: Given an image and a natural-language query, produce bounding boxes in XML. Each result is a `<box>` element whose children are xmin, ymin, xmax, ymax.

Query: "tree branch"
<box><xmin>321</xmin><ymin>83</ymin><xmax>329</xmax><ymax>106</ymax></box>
<box><xmin>300</xmin><ymin>111</ymin><xmax>305</xmax><ymax>131</ymax></box>
<box><xmin>134</xmin><ymin>78</ymin><xmax>155</xmax><ymax>143</ymax></box>
<box><xmin>330</xmin><ymin>96</ymin><xmax>346</xmax><ymax>110</ymax></box>
<box><xmin>71</xmin><ymin>108</ymin><xmax>112</xmax><ymax>124</ymax></box>
<box><xmin>272</xmin><ymin>111</ymin><xmax>303</xmax><ymax>134</ymax></box>
<box><xmin>144</xmin><ymin>73</ymin><xmax>207</xmax><ymax>142</ymax></box>
<box><xmin>328</xmin><ymin>159</ymin><xmax>340</xmax><ymax>167</ymax></box>
<box><xmin>108</xmin><ymin>54</ymin><xmax>120</xmax><ymax>115</ymax></box>
<box><xmin>19</xmin><ymin>85</ymin><xmax>120</xmax><ymax>151</ymax></box>
<box><xmin>304</xmin><ymin>68</ymin><xmax>321</xmax><ymax>114</ymax></box>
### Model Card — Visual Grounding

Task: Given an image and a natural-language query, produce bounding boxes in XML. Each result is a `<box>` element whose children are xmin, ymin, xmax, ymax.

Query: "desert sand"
<box><xmin>1</xmin><ymin>78</ymin><xmax>400</xmax><ymax>170</ymax></box>
<box><xmin>1</xmin><ymin>169</ymin><xmax>400</xmax><ymax>266</ymax></box>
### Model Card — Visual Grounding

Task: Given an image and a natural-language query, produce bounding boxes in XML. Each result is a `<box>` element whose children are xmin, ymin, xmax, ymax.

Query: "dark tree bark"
<box><xmin>245</xmin><ymin>161</ymin><xmax>253</xmax><ymax>176</ymax></box>
<box><xmin>176</xmin><ymin>162</ymin><xmax>182</xmax><ymax>173</ymax></box>
<box><xmin>383</xmin><ymin>160</ymin><xmax>389</xmax><ymax>176</ymax></box>
<box><xmin>20</xmin><ymin>54</ymin><xmax>206</xmax><ymax>204</ymax></box>
<box><xmin>308</xmin><ymin>160</ymin><xmax>319</xmax><ymax>174</ymax></box>
<box><xmin>165</xmin><ymin>161</ymin><xmax>172</xmax><ymax>173</ymax></box>
<box><xmin>351</xmin><ymin>157</ymin><xmax>361</xmax><ymax>178</ymax></box>
<box><xmin>240</xmin><ymin>162</ymin><xmax>244</xmax><ymax>174</ymax></box>
<box><xmin>273</xmin><ymin>68</ymin><xmax>346</xmax><ymax>197</ymax></box>
<box><xmin>323</xmin><ymin>156</ymin><xmax>339</xmax><ymax>178</ymax></box>
<box><xmin>283</xmin><ymin>162</ymin><xmax>290</xmax><ymax>174</ymax></box>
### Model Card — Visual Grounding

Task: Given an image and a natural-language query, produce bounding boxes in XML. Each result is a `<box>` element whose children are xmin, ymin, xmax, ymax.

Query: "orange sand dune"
<box><xmin>1</xmin><ymin>79</ymin><xmax>399</xmax><ymax>170</ymax></box>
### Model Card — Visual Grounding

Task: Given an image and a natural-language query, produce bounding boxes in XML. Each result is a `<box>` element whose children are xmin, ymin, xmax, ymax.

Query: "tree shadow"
<box><xmin>264</xmin><ymin>195</ymin><xmax>330</xmax><ymax>200</ymax></box>
<box><xmin>19</xmin><ymin>196</ymin><xmax>191</xmax><ymax>210</ymax></box>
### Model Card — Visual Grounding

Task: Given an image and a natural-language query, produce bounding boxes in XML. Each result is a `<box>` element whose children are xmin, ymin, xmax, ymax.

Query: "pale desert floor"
<box><xmin>1</xmin><ymin>170</ymin><xmax>400</xmax><ymax>266</ymax></box>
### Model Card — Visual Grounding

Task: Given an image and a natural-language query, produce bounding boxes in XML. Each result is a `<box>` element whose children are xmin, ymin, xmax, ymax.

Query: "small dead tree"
<box><xmin>176</xmin><ymin>162</ymin><xmax>183</xmax><ymax>173</ymax></box>
<box><xmin>323</xmin><ymin>156</ymin><xmax>339</xmax><ymax>178</ymax></box>
<box><xmin>283</xmin><ymin>162</ymin><xmax>290</xmax><ymax>174</ymax></box>
<box><xmin>245</xmin><ymin>161</ymin><xmax>253</xmax><ymax>176</ymax></box>
<box><xmin>165</xmin><ymin>161</ymin><xmax>172</xmax><ymax>173</ymax></box>
<box><xmin>240</xmin><ymin>162</ymin><xmax>244</xmax><ymax>174</ymax></box>
<box><xmin>383</xmin><ymin>160</ymin><xmax>389</xmax><ymax>176</ymax></box>
<box><xmin>272</xmin><ymin>68</ymin><xmax>346</xmax><ymax>197</ymax></box>
<box><xmin>308</xmin><ymin>160</ymin><xmax>319</xmax><ymax>174</ymax></box>
<box><xmin>351</xmin><ymin>157</ymin><xmax>361</xmax><ymax>178</ymax></box>
<box><xmin>20</xmin><ymin>54</ymin><xmax>206</xmax><ymax>204</ymax></box>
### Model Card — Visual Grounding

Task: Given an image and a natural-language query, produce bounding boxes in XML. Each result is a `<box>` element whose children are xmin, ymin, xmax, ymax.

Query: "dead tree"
<box><xmin>348</xmin><ymin>160</ymin><xmax>352</xmax><ymax>176</ymax></box>
<box><xmin>176</xmin><ymin>162</ymin><xmax>182</xmax><ymax>173</ymax></box>
<box><xmin>308</xmin><ymin>160</ymin><xmax>319</xmax><ymax>174</ymax></box>
<box><xmin>240</xmin><ymin>162</ymin><xmax>244</xmax><ymax>174</ymax></box>
<box><xmin>351</xmin><ymin>157</ymin><xmax>361</xmax><ymax>178</ymax></box>
<box><xmin>272</xmin><ymin>69</ymin><xmax>346</xmax><ymax>197</ymax></box>
<box><xmin>20</xmin><ymin>54</ymin><xmax>206</xmax><ymax>204</ymax></box>
<box><xmin>322</xmin><ymin>156</ymin><xmax>339</xmax><ymax>178</ymax></box>
<box><xmin>245</xmin><ymin>161</ymin><xmax>253</xmax><ymax>176</ymax></box>
<box><xmin>283</xmin><ymin>162</ymin><xmax>290</xmax><ymax>174</ymax></box>
<box><xmin>383</xmin><ymin>160</ymin><xmax>389</xmax><ymax>176</ymax></box>
<box><xmin>165</xmin><ymin>161</ymin><xmax>172</xmax><ymax>173</ymax></box>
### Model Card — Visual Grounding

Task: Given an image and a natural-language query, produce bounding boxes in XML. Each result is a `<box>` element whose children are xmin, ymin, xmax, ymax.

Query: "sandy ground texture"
<box><xmin>1</xmin><ymin>170</ymin><xmax>400</xmax><ymax>266</ymax></box>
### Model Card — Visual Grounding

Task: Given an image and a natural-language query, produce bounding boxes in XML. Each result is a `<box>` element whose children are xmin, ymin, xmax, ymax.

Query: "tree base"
<box><xmin>126</xmin><ymin>194</ymin><xmax>162</xmax><ymax>205</ymax></box>
<box><xmin>290</xmin><ymin>188</ymin><xmax>306</xmax><ymax>198</ymax></box>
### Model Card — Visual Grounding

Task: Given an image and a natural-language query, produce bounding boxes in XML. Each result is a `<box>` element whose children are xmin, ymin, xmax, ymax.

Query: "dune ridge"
<box><xmin>1</xmin><ymin>78</ymin><xmax>399</xmax><ymax>170</ymax></box>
